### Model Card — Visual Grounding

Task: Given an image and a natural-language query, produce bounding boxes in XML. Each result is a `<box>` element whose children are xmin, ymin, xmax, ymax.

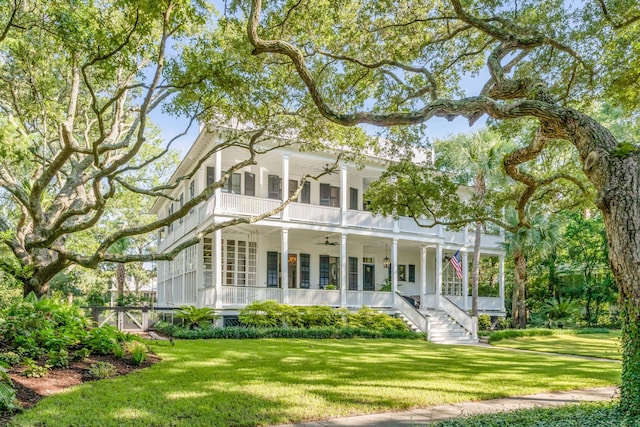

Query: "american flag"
<box><xmin>449</xmin><ymin>249</ymin><xmax>463</xmax><ymax>279</ymax></box>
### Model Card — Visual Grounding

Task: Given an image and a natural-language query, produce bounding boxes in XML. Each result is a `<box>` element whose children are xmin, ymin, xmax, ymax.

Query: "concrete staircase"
<box><xmin>396</xmin><ymin>312</ymin><xmax>422</xmax><ymax>333</ymax></box>
<box><xmin>423</xmin><ymin>309</ymin><xmax>478</xmax><ymax>344</ymax></box>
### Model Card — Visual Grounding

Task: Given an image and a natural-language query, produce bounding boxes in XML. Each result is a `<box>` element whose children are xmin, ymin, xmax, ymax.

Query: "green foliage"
<box><xmin>154</xmin><ymin>322</ymin><xmax>422</xmax><ymax>340</ymax></box>
<box><xmin>112</xmin><ymin>343</ymin><xmax>126</xmax><ymax>359</ymax></box>
<box><xmin>0</xmin><ymin>365</ymin><xmax>19</xmax><ymax>412</ymax></box>
<box><xmin>0</xmin><ymin>293</ymin><xmax>90</xmax><ymax>356</ymax></box>
<box><xmin>87</xmin><ymin>362</ymin><xmax>117</xmax><ymax>380</ymax></box>
<box><xmin>533</xmin><ymin>297</ymin><xmax>581</xmax><ymax>328</ymax></box>
<box><xmin>432</xmin><ymin>401</ymin><xmax>624</xmax><ymax>427</ymax></box>
<box><xmin>478</xmin><ymin>315</ymin><xmax>492</xmax><ymax>331</ymax></box>
<box><xmin>174</xmin><ymin>305</ymin><xmax>219</xmax><ymax>329</ymax></box>
<box><xmin>612</xmin><ymin>142</ymin><xmax>640</xmax><ymax>158</ymax></box>
<box><xmin>238</xmin><ymin>302</ymin><xmax>407</xmax><ymax>332</ymax></box>
<box><xmin>126</xmin><ymin>342</ymin><xmax>149</xmax><ymax>366</ymax></box>
<box><xmin>489</xmin><ymin>329</ymin><xmax>554</xmax><ymax>343</ymax></box>
<box><xmin>71</xmin><ymin>348</ymin><xmax>91</xmax><ymax>362</ymax></box>
<box><xmin>346</xmin><ymin>306</ymin><xmax>408</xmax><ymax>331</ymax></box>
<box><xmin>20</xmin><ymin>359</ymin><xmax>49</xmax><ymax>378</ymax></box>
<box><xmin>47</xmin><ymin>349</ymin><xmax>69</xmax><ymax>368</ymax></box>
<box><xmin>85</xmin><ymin>325</ymin><xmax>127</xmax><ymax>356</ymax></box>
<box><xmin>0</xmin><ymin>352</ymin><xmax>21</xmax><ymax>367</ymax></box>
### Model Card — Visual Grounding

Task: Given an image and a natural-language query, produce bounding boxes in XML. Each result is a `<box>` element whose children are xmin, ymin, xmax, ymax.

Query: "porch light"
<box><xmin>383</xmin><ymin>244</ymin><xmax>391</xmax><ymax>268</ymax></box>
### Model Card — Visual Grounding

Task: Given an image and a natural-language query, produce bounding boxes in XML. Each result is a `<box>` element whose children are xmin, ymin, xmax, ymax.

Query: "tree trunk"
<box><xmin>471</xmin><ymin>221</ymin><xmax>481</xmax><ymax>316</ymax></box>
<box><xmin>116</xmin><ymin>263</ymin><xmax>126</xmax><ymax>301</ymax></box>
<box><xmin>597</xmin><ymin>159</ymin><xmax>640</xmax><ymax>419</ymax></box>
<box><xmin>512</xmin><ymin>252</ymin><xmax>527</xmax><ymax>329</ymax></box>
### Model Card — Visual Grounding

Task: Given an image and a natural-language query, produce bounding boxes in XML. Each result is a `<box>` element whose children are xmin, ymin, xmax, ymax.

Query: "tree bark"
<box><xmin>512</xmin><ymin>252</ymin><xmax>527</xmax><ymax>329</ymax></box>
<box><xmin>471</xmin><ymin>221</ymin><xmax>481</xmax><ymax>316</ymax></box>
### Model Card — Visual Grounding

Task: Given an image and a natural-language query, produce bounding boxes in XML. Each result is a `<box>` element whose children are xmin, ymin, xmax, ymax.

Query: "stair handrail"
<box><xmin>440</xmin><ymin>295</ymin><xmax>478</xmax><ymax>339</ymax></box>
<box><xmin>395</xmin><ymin>292</ymin><xmax>429</xmax><ymax>334</ymax></box>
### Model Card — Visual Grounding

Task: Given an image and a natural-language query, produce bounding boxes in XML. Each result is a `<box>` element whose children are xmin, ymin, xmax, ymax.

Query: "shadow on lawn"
<box><xmin>8</xmin><ymin>339</ymin><xmax>620</xmax><ymax>427</ymax></box>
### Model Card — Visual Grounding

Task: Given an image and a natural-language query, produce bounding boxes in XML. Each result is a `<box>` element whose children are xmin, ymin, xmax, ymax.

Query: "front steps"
<box><xmin>422</xmin><ymin>309</ymin><xmax>478</xmax><ymax>344</ymax></box>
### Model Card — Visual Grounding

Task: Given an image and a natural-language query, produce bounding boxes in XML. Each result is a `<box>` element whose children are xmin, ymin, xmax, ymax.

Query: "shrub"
<box><xmin>0</xmin><ymin>366</ymin><xmax>19</xmax><ymax>412</ymax></box>
<box><xmin>126</xmin><ymin>342</ymin><xmax>148</xmax><ymax>366</ymax></box>
<box><xmin>346</xmin><ymin>306</ymin><xmax>408</xmax><ymax>331</ymax></box>
<box><xmin>71</xmin><ymin>348</ymin><xmax>91</xmax><ymax>362</ymax></box>
<box><xmin>85</xmin><ymin>325</ymin><xmax>126</xmax><ymax>355</ymax></box>
<box><xmin>47</xmin><ymin>349</ymin><xmax>69</xmax><ymax>368</ymax></box>
<box><xmin>300</xmin><ymin>306</ymin><xmax>344</xmax><ymax>328</ymax></box>
<box><xmin>112</xmin><ymin>343</ymin><xmax>126</xmax><ymax>359</ymax></box>
<box><xmin>87</xmin><ymin>362</ymin><xmax>117</xmax><ymax>379</ymax></box>
<box><xmin>21</xmin><ymin>358</ymin><xmax>49</xmax><ymax>378</ymax></box>
<box><xmin>478</xmin><ymin>315</ymin><xmax>492</xmax><ymax>331</ymax></box>
<box><xmin>174</xmin><ymin>305</ymin><xmax>219</xmax><ymax>329</ymax></box>
<box><xmin>238</xmin><ymin>300</ymin><xmax>284</xmax><ymax>327</ymax></box>
<box><xmin>488</xmin><ymin>328</ymin><xmax>554</xmax><ymax>343</ymax></box>
<box><xmin>0</xmin><ymin>351</ymin><xmax>21</xmax><ymax>367</ymax></box>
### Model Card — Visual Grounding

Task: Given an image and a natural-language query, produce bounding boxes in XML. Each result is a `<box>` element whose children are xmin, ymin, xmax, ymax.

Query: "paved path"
<box><xmin>276</xmin><ymin>386</ymin><xmax>619</xmax><ymax>426</ymax></box>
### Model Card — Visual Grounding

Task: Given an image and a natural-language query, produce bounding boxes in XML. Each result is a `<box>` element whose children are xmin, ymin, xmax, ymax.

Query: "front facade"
<box><xmin>152</xmin><ymin>127</ymin><xmax>506</xmax><ymax>336</ymax></box>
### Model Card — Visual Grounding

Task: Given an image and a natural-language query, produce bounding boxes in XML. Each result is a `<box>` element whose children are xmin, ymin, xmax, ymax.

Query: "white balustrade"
<box><xmin>288</xmin><ymin>288</ymin><xmax>341</xmax><ymax>306</ymax></box>
<box><xmin>344</xmin><ymin>210</ymin><xmax>394</xmax><ymax>230</ymax></box>
<box><xmin>346</xmin><ymin>291</ymin><xmax>363</xmax><ymax>307</ymax></box>
<box><xmin>440</xmin><ymin>295</ymin><xmax>477</xmax><ymax>339</ymax></box>
<box><xmin>218</xmin><ymin>193</ymin><xmax>282</xmax><ymax>217</ymax></box>
<box><xmin>395</xmin><ymin>293</ymin><xmax>428</xmax><ymax>333</ymax></box>
<box><xmin>222</xmin><ymin>286</ymin><xmax>282</xmax><ymax>306</ymax></box>
<box><xmin>198</xmin><ymin>287</ymin><xmax>216</xmax><ymax>307</ymax></box>
<box><xmin>290</xmin><ymin>203</ymin><xmax>341</xmax><ymax>224</ymax></box>
<box><xmin>363</xmin><ymin>291</ymin><xmax>393</xmax><ymax>307</ymax></box>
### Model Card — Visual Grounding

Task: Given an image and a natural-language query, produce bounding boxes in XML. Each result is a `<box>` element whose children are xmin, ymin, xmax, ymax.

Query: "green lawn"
<box><xmin>10</xmin><ymin>339</ymin><xmax>620</xmax><ymax>427</ymax></box>
<box><xmin>492</xmin><ymin>332</ymin><xmax>622</xmax><ymax>360</ymax></box>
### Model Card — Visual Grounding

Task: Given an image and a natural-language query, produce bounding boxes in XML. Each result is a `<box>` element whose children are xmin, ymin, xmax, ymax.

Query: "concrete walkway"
<box><xmin>276</xmin><ymin>386</ymin><xmax>619</xmax><ymax>426</ymax></box>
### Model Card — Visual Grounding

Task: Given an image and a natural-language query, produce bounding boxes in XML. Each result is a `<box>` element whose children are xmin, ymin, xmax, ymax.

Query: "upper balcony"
<box><xmin>158</xmin><ymin>191</ymin><xmax>504</xmax><ymax>252</ymax></box>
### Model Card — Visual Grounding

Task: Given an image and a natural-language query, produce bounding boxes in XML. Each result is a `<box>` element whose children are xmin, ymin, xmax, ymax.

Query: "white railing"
<box><xmin>440</xmin><ymin>295</ymin><xmax>478</xmax><ymax>339</ymax></box>
<box><xmin>344</xmin><ymin>210</ymin><xmax>394</xmax><ymax>230</ymax></box>
<box><xmin>290</xmin><ymin>203</ymin><xmax>341</xmax><ymax>224</ymax></box>
<box><xmin>346</xmin><ymin>291</ymin><xmax>362</xmax><ymax>307</ymax></box>
<box><xmin>288</xmin><ymin>288</ymin><xmax>341</xmax><ymax>306</ymax></box>
<box><xmin>198</xmin><ymin>287</ymin><xmax>216</xmax><ymax>307</ymax></box>
<box><xmin>396</xmin><ymin>293</ymin><xmax>429</xmax><ymax>333</ymax></box>
<box><xmin>398</xmin><ymin>217</ymin><xmax>439</xmax><ymax>236</ymax></box>
<box><xmin>445</xmin><ymin>295</ymin><xmax>503</xmax><ymax>312</ymax></box>
<box><xmin>422</xmin><ymin>293</ymin><xmax>439</xmax><ymax>309</ymax></box>
<box><xmin>218</xmin><ymin>193</ymin><xmax>282</xmax><ymax>217</ymax></box>
<box><xmin>222</xmin><ymin>286</ymin><xmax>282</xmax><ymax>306</ymax></box>
<box><xmin>363</xmin><ymin>291</ymin><xmax>393</xmax><ymax>307</ymax></box>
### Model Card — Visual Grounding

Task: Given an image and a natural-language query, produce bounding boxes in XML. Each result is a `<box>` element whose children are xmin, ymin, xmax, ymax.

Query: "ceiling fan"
<box><xmin>317</xmin><ymin>236</ymin><xmax>339</xmax><ymax>246</ymax></box>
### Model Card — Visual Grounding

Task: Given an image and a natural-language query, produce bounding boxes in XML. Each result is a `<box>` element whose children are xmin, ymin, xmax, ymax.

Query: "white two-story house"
<box><xmin>151</xmin><ymin>126</ymin><xmax>506</xmax><ymax>343</ymax></box>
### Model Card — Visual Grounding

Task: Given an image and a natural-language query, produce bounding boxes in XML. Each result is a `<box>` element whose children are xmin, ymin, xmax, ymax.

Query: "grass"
<box><xmin>9</xmin><ymin>339</ymin><xmax>621</xmax><ymax>427</ymax></box>
<box><xmin>491</xmin><ymin>330</ymin><xmax>622</xmax><ymax>360</ymax></box>
<box><xmin>432</xmin><ymin>401</ymin><xmax>628</xmax><ymax>427</ymax></box>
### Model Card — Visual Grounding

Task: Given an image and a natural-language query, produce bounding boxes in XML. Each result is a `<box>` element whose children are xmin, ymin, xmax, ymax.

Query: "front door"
<box><xmin>363</xmin><ymin>264</ymin><xmax>375</xmax><ymax>291</ymax></box>
<box><xmin>288</xmin><ymin>254</ymin><xmax>297</xmax><ymax>288</ymax></box>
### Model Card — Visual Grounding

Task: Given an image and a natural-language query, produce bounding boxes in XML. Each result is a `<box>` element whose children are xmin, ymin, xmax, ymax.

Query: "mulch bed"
<box><xmin>1</xmin><ymin>352</ymin><xmax>160</xmax><ymax>425</ymax></box>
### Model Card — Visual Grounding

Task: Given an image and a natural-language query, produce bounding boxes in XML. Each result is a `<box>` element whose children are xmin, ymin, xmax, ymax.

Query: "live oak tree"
<box><xmin>0</xmin><ymin>1</ymin><xmax>365</xmax><ymax>297</ymax></box>
<box><xmin>243</xmin><ymin>0</ymin><xmax>640</xmax><ymax>416</ymax></box>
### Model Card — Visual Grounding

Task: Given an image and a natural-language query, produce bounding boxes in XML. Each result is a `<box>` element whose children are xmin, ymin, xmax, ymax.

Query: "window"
<box><xmin>221</xmin><ymin>239</ymin><xmax>257</xmax><ymax>286</ymax></box>
<box><xmin>300</xmin><ymin>181</ymin><xmax>311</xmax><ymax>204</ymax></box>
<box><xmin>189</xmin><ymin>181</ymin><xmax>195</xmax><ymax>214</ymax></box>
<box><xmin>409</xmin><ymin>264</ymin><xmax>416</xmax><ymax>283</ymax></box>
<box><xmin>267</xmin><ymin>251</ymin><xmax>280</xmax><ymax>287</ymax></box>
<box><xmin>225</xmin><ymin>173</ymin><xmax>241</xmax><ymax>194</ymax></box>
<box><xmin>268</xmin><ymin>175</ymin><xmax>281</xmax><ymax>200</ymax></box>
<box><xmin>320</xmin><ymin>183</ymin><xmax>340</xmax><ymax>207</ymax></box>
<box><xmin>363</xmin><ymin>178</ymin><xmax>372</xmax><ymax>211</ymax></box>
<box><xmin>244</xmin><ymin>172</ymin><xmax>255</xmax><ymax>196</ymax></box>
<box><xmin>289</xmin><ymin>179</ymin><xmax>298</xmax><ymax>200</ymax></box>
<box><xmin>319</xmin><ymin>255</ymin><xmax>339</xmax><ymax>288</ymax></box>
<box><xmin>168</xmin><ymin>203</ymin><xmax>174</xmax><ymax>232</ymax></box>
<box><xmin>179</xmin><ymin>193</ymin><xmax>184</xmax><ymax>223</ymax></box>
<box><xmin>158</xmin><ymin>228</ymin><xmax>165</xmax><ymax>243</ymax></box>
<box><xmin>206</xmin><ymin>166</ymin><xmax>216</xmax><ymax>187</ymax></box>
<box><xmin>348</xmin><ymin>257</ymin><xmax>358</xmax><ymax>290</ymax></box>
<box><xmin>300</xmin><ymin>254</ymin><xmax>310</xmax><ymax>288</ymax></box>
<box><xmin>398</xmin><ymin>264</ymin><xmax>406</xmax><ymax>281</ymax></box>
<box><xmin>349</xmin><ymin>188</ymin><xmax>358</xmax><ymax>210</ymax></box>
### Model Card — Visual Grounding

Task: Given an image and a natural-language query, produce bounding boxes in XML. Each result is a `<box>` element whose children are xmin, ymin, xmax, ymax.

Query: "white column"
<box><xmin>392</xmin><ymin>238</ymin><xmax>398</xmax><ymax>308</ymax></box>
<box><xmin>281</xmin><ymin>228</ymin><xmax>289</xmax><ymax>303</ymax></box>
<box><xmin>499</xmin><ymin>254</ymin><xmax>505</xmax><ymax>311</ymax></box>
<box><xmin>214</xmin><ymin>228</ymin><xmax>222</xmax><ymax>309</ymax></box>
<box><xmin>340</xmin><ymin>163</ymin><xmax>347</xmax><ymax>226</ymax></box>
<box><xmin>420</xmin><ymin>246</ymin><xmax>427</xmax><ymax>309</ymax></box>
<box><xmin>214</xmin><ymin>149</ymin><xmax>222</xmax><ymax>196</ymax></box>
<box><xmin>435</xmin><ymin>244</ymin><xmax>443</xmax><ymax>310</ymax></box>
<box><xmin>462</xmin><ymin>250</ymin><xmax>469</xmax><ymax>310</ymax></box>
<box><xmin>282</xmin><ymin>154</ymin><xmax>289</xmax><ymax>220</ymax></box>
<box><xmin>340</xmin><ymin>233</ymin><xmax>347</xmax><ymax>307</ymax></box>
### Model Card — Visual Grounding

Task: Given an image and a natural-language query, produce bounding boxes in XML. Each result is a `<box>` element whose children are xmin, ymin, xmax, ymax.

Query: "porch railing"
<box><xmin>222</xmin><ymin>286</ymin><xmax>282</xmax><ymax>306</ymax></box>
<box><xmin>288</xmin><ymin>288</ymin><xmax>341</xmax><ymax>306</ymax></box>
<box><xmin>440</xmin><ymin>295</ymin><xmax>478</xmax><ymax>339</ymax></box>
<box><xmin>395</xmin><ymin>293</ymin><xmax>429</xmax><ymax>333</ymax></box>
